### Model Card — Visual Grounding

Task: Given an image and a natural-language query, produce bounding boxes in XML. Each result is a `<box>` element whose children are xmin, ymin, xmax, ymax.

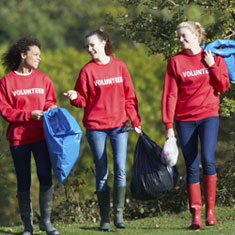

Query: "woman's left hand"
<box><xmin>134</xmin><ymin>126</ymin><xmax>142</xmax><ymax>134</ymax></box>
<box><xmin>204</xmin><ymin>50</ymin><xmax>215</xmax><ymax>67</ymax></box>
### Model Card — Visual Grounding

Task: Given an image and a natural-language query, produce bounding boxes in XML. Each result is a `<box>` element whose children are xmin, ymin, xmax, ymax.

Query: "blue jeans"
<box><xmin>86</xmin><ymin>127</ymin><xmax>128</xmax><ymax>192</ymax></box>
<box><xmin>176</xmin><ymin>116</ymin><xmax>219</xmax><ymax>184</ymax></box>
<box><xmin>10</xmin><ymin>140</ymin><xmax>53</xmax><ymax>192</ymax></box>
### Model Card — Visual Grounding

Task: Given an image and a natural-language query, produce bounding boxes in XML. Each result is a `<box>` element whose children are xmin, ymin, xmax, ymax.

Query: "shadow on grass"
<box><xmin>80</xmin><ymin>226</ymin><xmax>121</xmax><ymax>233</ymax></box>
<box><xmin>80</xmin><ymin>226</ymin><xmax>99</xmax><ymax>231</ymax></box>
<box><xmin>0</xmin><ymin>230</ymin><xmax>20</xmax><ymax>235</ymax></box>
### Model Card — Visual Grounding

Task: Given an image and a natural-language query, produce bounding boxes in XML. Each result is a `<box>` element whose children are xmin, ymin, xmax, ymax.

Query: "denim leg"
<box><xmin>109</xmin><ymin>128</ymin><xmax>128</xmax><ymax>187</ymax></box>
<box><xmin>86</xmin><ymin>129</ymin><xmax>109</xmax><ymax>192</ymax></box>
<box><xmin>10</xmin><ymin>144</ymin><xmax>32</xmax><ymax>192</ymax></box>
<box><xmin>32</xmin><ymin>140</ymin><xmax>53</xmax><ymax>187</ymax></box>
<box><xmin>198</xmin><ymin>117</ymin><xmax>219</xmax><ymax>175</ymax></box>
<box><xmin>176</xmin><ymin>121</ymin><xmax>200</xmax><ymax>184</ymax></box>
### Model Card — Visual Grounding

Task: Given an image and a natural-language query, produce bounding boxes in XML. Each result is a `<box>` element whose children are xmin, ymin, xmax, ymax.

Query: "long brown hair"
<box><xmin>85</xmin><ymin>28</ymin><xmax>114</xmax><ymax>57</ymax></box>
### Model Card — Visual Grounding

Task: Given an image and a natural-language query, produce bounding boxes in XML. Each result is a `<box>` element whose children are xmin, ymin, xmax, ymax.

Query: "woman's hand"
<box><xmin>165</xmin><ymin>128</ymin><xmax>175</xmax><ymax>139</ymax></box>
<box><xmin>64</xmin><ymin>90</ymin><xmax>78</xmax><ymax>100</ymax></box>
<box><xmin>204</xmin><ymin>50</ymin><xmax>215</xmax><ymax>67</ymax></box>
<box><xmin>134</xmin><ymin>126</ymin><xmax>142</xmax><ymax>134</ymax></box>
<box><xmin>32</xmin><ymin>110</ymin><xmax>44</xmax><ymax>121</ymax></box>
<box><xmin>48</xmin><ymin>105</ymin><xmax>57</xmax><ymax>110</ymax></box>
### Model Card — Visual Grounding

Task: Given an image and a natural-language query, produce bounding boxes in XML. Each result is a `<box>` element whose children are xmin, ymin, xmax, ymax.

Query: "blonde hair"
<box><xmin>177</xmin><ymin>21</ymin><xmax>206</xmax><ymax>45</ymax></box>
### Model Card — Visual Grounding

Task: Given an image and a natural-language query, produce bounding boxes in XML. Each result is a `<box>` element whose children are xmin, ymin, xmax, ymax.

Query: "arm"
<box><xmin>0</xmin><ymin>101</ymin><xmax>32</xmax><ymax>122</ymax></box>
<box><xmin>43</xmin><ymin>78</ymin><xmax>57</xmax><ymax>111</ymax></box>
<box><xmin>123</xmin><ymin>64</ymin><xmax>141</xmax><ymax>128</ymax></box>
<box><xmin>0</xmin><ymin>79</ymin><xmax>32</xmax><ymax>122</ymax></box>
<box><xmin>161</xmin><ymin>59</ymin><xmax>178</xmax><ymax>133</ymax></box>
<box><xmin>65</xmin><ymin>70</ymin><xmax>88</xmax><ymax>108</ymax></box>
<box><xmin>204</xmin><ymin>51</ymin><xmax>230</xmax><ymax>93</ymax></box>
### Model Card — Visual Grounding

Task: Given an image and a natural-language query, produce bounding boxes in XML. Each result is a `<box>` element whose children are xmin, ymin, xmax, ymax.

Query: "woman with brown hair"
<box><xmin>65</xmin><ymin>28</ymin><xmax>141</xmax><ymax>231</ymax></box>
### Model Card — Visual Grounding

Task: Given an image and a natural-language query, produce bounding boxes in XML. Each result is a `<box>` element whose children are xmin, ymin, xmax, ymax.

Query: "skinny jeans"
<box><xmin>175</xmin><ymin>116</ymin><xmax>219</xmax><ymax>184</ymax></box>
<box><xmin>10</xmin><ymin>140</ymin><xmax>53</xmax><ymax>192</ymax></box>
<box><xmin>86</xmin><ymin>127</ymin><xmax>128</xmax><ymax>192</ymax></box>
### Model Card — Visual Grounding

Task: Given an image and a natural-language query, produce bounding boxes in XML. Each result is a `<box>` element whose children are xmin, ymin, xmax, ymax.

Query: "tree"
<box><xmin>108</xmin><ymin>0</ymin><xmax>235</xmax><ymax>117</ymax></box>
<box><xmin>108</xmin><ymin>1</ymin><xmax>235</xmax><ymax>57</ymax></box>
<box><xmin>0</xmin><ymin>0</ymin><xmax>132</xmax><ymax>50</ymax></box>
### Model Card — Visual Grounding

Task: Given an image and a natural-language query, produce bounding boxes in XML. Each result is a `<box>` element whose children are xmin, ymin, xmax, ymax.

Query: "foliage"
<box><xmin>50</xmin><ymin>178</ymin><xmax>188</xmax><ymax>225</ymax></box>
<box><xmin>51</xmin><ymin>157</ymin><xmax>235</xmax><ymax>225</ymax></box>
<box><xmin>217</xmin><ymin>160</ymin><xmax>235</xmax><ymax>206</ymax></box>
<box><xmin>108</xmin><ymin>0</ymin><xmax>235</xmax><ymax>59</ymax></box>
<box><xmin>108</xmin><ymin>0</ymin><xmax>235</xmax><ymax>116</ymax></box>
<box><xmin>0</xmin><ymin>0</ymin><xmax>132</xmax><ymax>50</ymax></box>
<box><xmin>220</xmin><ymin>84</ymin><xmax>235</xmax><ymax>117</ymax></box>
<box><xmin>0</xmin><ymin>45</ymin><xmax>19</xmax><ymax>226</ymax></box>
<box><xmin>0</xmin><ymin>0</ymin><xmax>235</xmax><ymax>226</ymax></box>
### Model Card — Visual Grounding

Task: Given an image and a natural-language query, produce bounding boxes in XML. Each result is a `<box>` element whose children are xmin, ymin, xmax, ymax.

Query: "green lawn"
<box><xmin>0</xmin><ymin>207</ymin><xmax>234</xmax><ymax>235</ymax></box>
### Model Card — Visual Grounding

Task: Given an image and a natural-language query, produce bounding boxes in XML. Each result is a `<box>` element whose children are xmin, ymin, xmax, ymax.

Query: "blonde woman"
<box><xmin>162</xmin><ymin>21</ymin><xmax>229</xmax><ymax>229</ymax></box>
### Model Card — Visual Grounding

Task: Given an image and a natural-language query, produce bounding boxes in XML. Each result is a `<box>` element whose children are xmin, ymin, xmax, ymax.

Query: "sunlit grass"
<box><xmin>0</xmin><ymin>206</ymin><xmax>234</xmax><ymax>235</ymax></box>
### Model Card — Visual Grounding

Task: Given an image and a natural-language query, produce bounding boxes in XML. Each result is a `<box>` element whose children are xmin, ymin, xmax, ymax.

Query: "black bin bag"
<box><xmin>130</xmin><ymin>132</ymin><xmax>179</xmax><ymax>200</ymax></box>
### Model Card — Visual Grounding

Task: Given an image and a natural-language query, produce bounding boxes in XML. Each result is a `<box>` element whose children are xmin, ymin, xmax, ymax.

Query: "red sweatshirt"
<box><xmin>0</xmin><ymin>70</ymin><xmax>56</xmax><ymax>146</ymax></box>
<box><xmin>162</xmin><ymin>49</ymin><xmax>229</xmax><ymax>130</ymax></box>
<box><xmin>71</xmin><ymin>57</ymin><xmax>141</xmax><ymax>129</ymax></box>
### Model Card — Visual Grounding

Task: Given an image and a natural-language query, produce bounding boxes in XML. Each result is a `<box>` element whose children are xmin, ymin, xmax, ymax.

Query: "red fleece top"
<box><xmin>71</xmin><ymin>57</ymin><xmax>141</xmax><ymax>129</ymax></box>
<box><xmin>162</xmin><ymin>49</ymin><xmax>229</xmax><ymax>130</ymax></box>
<box><xmin>0</xmin><ymin>70</ymin><xmax>56</xmax><ymax>146</ymax></box>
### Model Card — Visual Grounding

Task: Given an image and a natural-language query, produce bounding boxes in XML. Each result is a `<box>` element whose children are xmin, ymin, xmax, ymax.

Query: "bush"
<box><xmin>50</xmin><ymin>158</ymin><xmax>235</xmax><ymax>225</ymax></box>
<box><xmin>216</xmin><ymin>160</ymin><xmax>235</xmax><ymax>206</ymax></box>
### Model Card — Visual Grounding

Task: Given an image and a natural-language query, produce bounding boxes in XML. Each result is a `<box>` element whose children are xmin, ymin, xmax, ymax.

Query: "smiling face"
<box><xmin>85</xmin><ymin>34</ymin><xmax>106</xmax><ymax>60</ymax></box>
<box><xmin>21</xmin><ymin>45</ymin><xmax>41</xmax><ymax>70</ymax></box>
<box><xmin>177</xmin><ymin>27</ymin><xmax>199</xmax><ymax>51</ymax></box>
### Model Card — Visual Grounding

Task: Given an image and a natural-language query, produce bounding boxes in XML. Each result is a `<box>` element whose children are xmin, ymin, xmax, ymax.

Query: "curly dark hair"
<box><xmin>2</xmin><ymin>36</ymin><xmax>41</xmax><ymax>72</ymax></box>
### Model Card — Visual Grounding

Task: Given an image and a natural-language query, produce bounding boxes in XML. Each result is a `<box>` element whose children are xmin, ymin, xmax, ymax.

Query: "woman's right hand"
<box><xmin>64</xmin><ymin>90</ymin><xmax>78</xmax><ymax>100</ymax></box>
<box><xmin>165</xmin><ymin>128</ymin><xmax>175</xmax><ymax>139</ymax></box>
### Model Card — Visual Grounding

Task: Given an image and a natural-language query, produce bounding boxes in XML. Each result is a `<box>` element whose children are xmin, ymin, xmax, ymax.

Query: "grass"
<box><xmin>0</xmin><ymin>207</ymin><xmax>234</xmax><ymax>235</ymax></box>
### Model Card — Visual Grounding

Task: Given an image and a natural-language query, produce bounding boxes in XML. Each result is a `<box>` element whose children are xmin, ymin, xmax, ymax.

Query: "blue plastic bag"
<box><xmin>43</xmin><ymin>107</ymin><xmax>82</xmax><ymax>185</ymax></box>
<box><xmin>203</xmin><ymin>39</ymin><xmax>235</xmax><ymax>83</ymax></box>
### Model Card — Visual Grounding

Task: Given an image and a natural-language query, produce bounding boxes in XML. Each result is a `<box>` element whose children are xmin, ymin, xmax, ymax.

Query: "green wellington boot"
<box><xmin>39</xmin><ymin>185</ymin><xmax>59</xmax><ymax>235</ymax></box>
<box><xmin>113</xmin><ymin>186</ymin><xmax>126</xmax><ymax>229</ymax></box>
<box><xmin>17</xmin><ymin>191</ymin><xmax>34</xmax><ymax>235</ymax></box>
<box><xmin>97</xmin><ymin>191</ymin><xmax>111</xmax><ymax>231</ymax></box>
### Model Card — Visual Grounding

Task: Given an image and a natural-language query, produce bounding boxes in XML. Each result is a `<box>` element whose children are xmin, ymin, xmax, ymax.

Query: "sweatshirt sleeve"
<box><xmin>0</xmin><ymin>78</ymin><xmax>32</xmax><ymax>122</ymax></box>
<box><xmin>43</xmin><ymin>77</ymin><xmax>57</xmax><ymax>110</ymax></box>
<box><xmin>70</xmin><ymin>69</ymin><xmax>88</xmax><ymax>108</ymax></box>
<box><xmin>122</xmin><ymin>64</ymin><xmax>141</xmax><ymax>127</ymax></box>
<box><xmin>209</xmin><ymin>56</ymin><xmax>230</xmax><ymax>93</ymax></box>
<box><xmin>161</xmin><ymin>59</ymin><xmax>178</xmax><ymax>130</ymax></box>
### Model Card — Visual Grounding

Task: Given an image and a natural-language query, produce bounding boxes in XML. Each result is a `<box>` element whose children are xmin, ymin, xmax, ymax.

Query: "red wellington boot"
<box><xmin>187</xmin><ymin>182</ymin><xmax>202</xmax><ymax>229</ymax></box>
<box><xmin>203</xmin><ymin>174</ymin><xmax>217</xmax><ymax>226</ymax></box>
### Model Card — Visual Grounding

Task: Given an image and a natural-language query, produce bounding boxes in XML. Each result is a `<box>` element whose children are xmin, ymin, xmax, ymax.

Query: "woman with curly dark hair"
<box><xmin>0</xmin><ymin>37</ymin><xmax>59</xmax><ymax>235</ymax></box>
